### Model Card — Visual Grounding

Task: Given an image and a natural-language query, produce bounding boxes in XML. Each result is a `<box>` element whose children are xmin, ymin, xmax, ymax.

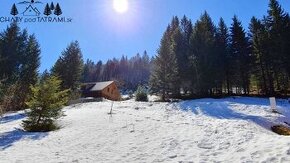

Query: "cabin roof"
<box><xmin>88</xmin><ymin>81</ymin><xmax>114</xmax><ymax>91</ymax></box>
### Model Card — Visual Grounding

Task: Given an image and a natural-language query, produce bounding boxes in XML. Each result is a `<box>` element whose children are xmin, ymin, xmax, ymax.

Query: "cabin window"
<box><xmin>108</xmin><ymin>88</ymin><xmax>110</xmax><ymax>92</ymax></box>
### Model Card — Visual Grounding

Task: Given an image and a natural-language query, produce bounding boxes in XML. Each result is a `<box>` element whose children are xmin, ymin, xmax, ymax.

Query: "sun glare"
<box><xmin>113</xmin><ymin>0</ymin><xmax>129</xmax><ymax>13</ymax></box>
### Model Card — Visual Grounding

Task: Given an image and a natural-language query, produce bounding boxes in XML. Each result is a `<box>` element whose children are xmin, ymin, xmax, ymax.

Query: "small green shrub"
<box><xmin>135</xmin><ymin>86</ymin><xmax>148</xmax><ymax>102</ymax></box>
<box><xmin>23</xmin><ymin>76</ymin><xmax>69</xmax><ymax>132</ymax></box>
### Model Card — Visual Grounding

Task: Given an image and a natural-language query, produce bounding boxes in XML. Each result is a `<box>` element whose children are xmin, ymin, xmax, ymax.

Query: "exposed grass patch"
<box><xmin>271</xmin><ymin>125</ymin><xmax>290</xmax><ymax>136</ymax></box>
<box><xmin>23</xmin><ymin>121</ymin><xmax>60</xmax><ymax>132</ymax></box>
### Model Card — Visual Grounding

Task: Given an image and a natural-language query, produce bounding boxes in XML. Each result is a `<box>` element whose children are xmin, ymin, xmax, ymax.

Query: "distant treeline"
<box><xmin>150</xmin><ymin>0</ymin><xmax>290</xmax><ymax>99</ymax></box>
<box><xmin>82</xmin><ymin>51</ymin><xmax>152</xmax><ymax>90</ymax></box>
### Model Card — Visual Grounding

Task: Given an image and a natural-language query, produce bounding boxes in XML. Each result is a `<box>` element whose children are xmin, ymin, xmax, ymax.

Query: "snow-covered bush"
<box><xmin>23</xmin><ymin>76</ymin><xmax>69</xmax><ymax>132</ymax></box>
<box><xmin>135</xmin><ymin>86</ymin><xmax>148</xmax><ymax>102</ymax></box>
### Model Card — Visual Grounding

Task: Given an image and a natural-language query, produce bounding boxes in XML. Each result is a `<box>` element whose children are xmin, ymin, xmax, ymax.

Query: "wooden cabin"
<box><xmin>81</xmin><ymin>81</ymin><xmax>121</xmax><ymax>101</ymax></box>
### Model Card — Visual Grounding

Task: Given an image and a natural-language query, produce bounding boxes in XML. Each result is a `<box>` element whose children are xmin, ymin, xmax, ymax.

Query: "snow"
<box><xmin>1</xmin><ymin>97</ymin><xmax>290</xmax><ymax>162</ymax></box>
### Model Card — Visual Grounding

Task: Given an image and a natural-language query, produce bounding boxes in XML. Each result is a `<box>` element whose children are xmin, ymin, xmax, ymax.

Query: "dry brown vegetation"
<box><xmin>271</xmin><ymin>125</ymin><xmax>290</xmax><ymax>136</ymax></box>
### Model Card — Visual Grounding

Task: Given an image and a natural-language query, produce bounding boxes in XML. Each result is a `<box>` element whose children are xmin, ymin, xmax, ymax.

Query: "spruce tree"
<box><xmin>22</xmin><ymin>76</ymin><xmax>69</xmax><ymax>132</ymax></box>
<box><xmin>43</xmin><ymin>3</ymin><xmax>51</xmax><ymax>16</ymax></box>
<box><xmin>180</xmin><ymin>15</ymin><xmax>193</xmax><ymax>45</ymax></box>
<box><xmin>190</xmin><ymin>12</ymin><xmax>217</xmax><ymax>95</ymax></box>
<box><xmin>150</xmin><ymin>25</ymin><xmax>179</xmax><ymax>100</ymax></box>
<box><xmin>40</xmin><ymin>69</ymin><xmax>51</xmax><ymax>83</ymax></box>
<box><xmin>216</xmin><ymin>18</ymin><xmax>230</xmax><ymax>94</ymax></box>
<box><xmin>265</xmin><ymin>0</ymin><xmax>290</xmax><ymax>94</ymax></box>
<box><xmin>0</xmin><ymin>22</ymin><xmax>24</xmax><ymax>85</ymax></box>
<box><xmin>10</xmin><ymin>4</ymin><xmax>18</xmax><ymax>16</ymax></box>
<box><xmin>249</xmin><ymin>17</ymin><xmax>273</xmax><ymax>95</ymax></box>
<box><xmin>180</xmin><ymin>16</ymin><xmax>193</xmax><ymax>93</ymax></box>
<box><xmin>54</xmin><ymin>3</ymin><xmax>62</xmax><ymax>16</ymax></box>
<box><xmin>95</xmin><ymin>61</ymin><xmax>103</xmax><ymax>81</ymax></box>
<box><xmin>0</xmin><ymin>23</ymin><xmax>42</xmax><ymax>111</ymax></box>
<box><xmin>230</xmin><ymin>16</ymin><xmax>251</xmax><ymax>95</ymax></box>
<box><xmin>141</xmin><ymin>51</ymin><xmax>151</xmax><ymax>84</ymax></box>
<box><xmin>52</xmin><ymin>41</ymin><xmax>84</xmax><ymax>91</ymax></box>
<box><xmin>17</xmin><ymin>34</ymin><xmax>41</xmax><ymax>109</ymax></box>
<box><xmin>170</xmin><ymin>18</ymin><xmax>183</xmax><ymax>94</ymax></box>
<box><xmin>82</xmin><ymin>59</ymin><xmax>97</xmax><ymax>83</ymax></box>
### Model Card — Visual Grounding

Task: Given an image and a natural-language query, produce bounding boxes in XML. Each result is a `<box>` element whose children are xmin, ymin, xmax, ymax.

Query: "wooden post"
<box><xmin>270</xmin><ymin>97</ymin><xmax>277</xmax><ymax>112</ymax></box>
<box><xmin>109</xmin><ymin>101</ymin><xmax>114</xmax><ymax>115</ymax></box>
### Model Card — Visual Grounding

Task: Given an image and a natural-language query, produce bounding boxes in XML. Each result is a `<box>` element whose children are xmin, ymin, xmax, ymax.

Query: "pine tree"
<box><xmin>265</xmin><ymin>0</ymin><xmax>290</xmax><ymax>94</ymax></box>
<box><xmin>54</xmin><ymin>3</ymin><xmax>62</xmax><ymax>16</ymax></box>
<box><xmin>230</xmin><ymin>16</ymin><xmax>251</xmax><ymax>95</ymax></box>
<box><xmin>190</xmin><ymin>12</ymin><xmax>217</xmax><ymax>95</ymax></box>
<box><xmin>52</xmin><ymin>41</ymin><xmax>84</xmax><ymax>91</ymax></box>
<box><xmin>180</xmin><ymin>16</ymin><xmax>193</xmax><ymax>93</ymax></box>
<box><xmin>95</xmin><ymin>61</ymin><xmax>103</xmax><ymax>81</ymax></box>
<box><xmin>150</xmin><ymin>25</ymin><xmax>179</xmax><ymax>100</ymax></box>
<box><xmin>17</xmin><ymin>34</ymin><xmax>41</xmax><ymax>109</ymax></box>
<box><xmin>10</xmin><ymin>4</ymin><xmax>18</xmax><ymax>16</ymax></box>
<box><xmin>0</xmin><ymin>23</ymin><xmax>42</xmax><ymax>111</ymax></box>
<box><xmin>170</xmin><ymin>18</ymin><xmax>183</xmax><ymax>93</ymax></box>
<box><xmin>22</xmin><ymin>76</ymin><xmax>69</xmax><ymax>132</ymax></box>
<box><xmin>50</xmin><ymin>2</ymin><xmax>55</xmax><ymax>10</ymax></box>
<box><xmin>216</xmin><ymin>18</ymin><xmax>230</xmax><ymax>94</ymax></box>
<box><xmin>249</xmin><ymin>17</ymin><xmax>272</xmax><ymax>95</ymax></box>
<box><xmin>43</xmin><ymin>3</ymin><xmax>51</xmax><ymax>16</ymax></box>
<box><xmin>0</xmin><ymin>22</ymin><xmax>24</xmax><ymax>85</ymax></box>
<box><xmin>41</xmin><ymin>69</ymin><xmax>51</xmax><ymax>83</ymax></box>
<box><xmin>82</xmin><ymin>59</ymin><xmax>97</xmax><ymax>83</ymax></box>
<box><xmin>140</xmin><ymin>51</ymin><xmax>151</xmax><ymax>84</ymax></box>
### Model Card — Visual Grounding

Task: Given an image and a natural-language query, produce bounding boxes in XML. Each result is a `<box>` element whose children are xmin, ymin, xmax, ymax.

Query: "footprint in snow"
<box><xmin>197</xmin><ymin>141</ymin><xmax>214</xmax><ymax>149</ymax></box>
<box><xmin>168</xmin><ymin>154</ymin><xmax>177</xmax><ymax>159</ymax></box>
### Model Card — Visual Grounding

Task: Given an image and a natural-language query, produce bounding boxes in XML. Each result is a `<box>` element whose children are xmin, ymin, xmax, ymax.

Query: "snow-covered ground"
<box><xmin>1</xmin><ymin>97</ymin><xmax>290</xmax><ymax>162</ymax></box>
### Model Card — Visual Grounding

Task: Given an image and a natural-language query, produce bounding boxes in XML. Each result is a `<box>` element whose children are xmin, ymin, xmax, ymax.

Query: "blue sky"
<box><xmin>0</xmin><ymin>0</ymin><xmax>290</xmax><ymax>72</ymax></box>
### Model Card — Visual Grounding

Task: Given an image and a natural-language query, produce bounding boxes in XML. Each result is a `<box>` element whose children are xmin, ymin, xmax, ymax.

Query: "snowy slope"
<box><xmin>1</xmin><ymin>97</ymin><xmax>290</xmax><ymax>162</ymax></box>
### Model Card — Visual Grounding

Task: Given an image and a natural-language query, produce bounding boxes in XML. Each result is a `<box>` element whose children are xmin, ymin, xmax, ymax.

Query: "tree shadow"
<box><xmin>178</xmin><ymin>100</ymin><xmax>275</xmax><ymax>129</ymax></box>
<box><xmin>225</xmin><ymin>97</ymin><xmax>271</xmax><ymax>106</ymax></box>
<box><xmin>0</xmin><ymin>113</ymin><xmax>26</xmax><ymax>124</ymax></box>
<box><xmin>0</xmin><ymin>129</ymin><xmax>48</xmax><ymax>150</ymax></box>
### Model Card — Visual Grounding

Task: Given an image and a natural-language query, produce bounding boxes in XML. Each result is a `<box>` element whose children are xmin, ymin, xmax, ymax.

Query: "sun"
<box><xmin>113</xmin><ymin>0</ymin><xmax>128</xmax><ymax>13</ymax></box>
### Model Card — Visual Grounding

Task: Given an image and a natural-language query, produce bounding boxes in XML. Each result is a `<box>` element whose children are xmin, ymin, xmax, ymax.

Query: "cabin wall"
<box><xmin>83</xmin><ymin>91</ymin><xmax>102</xmax><ymax>98</ymax></box>
<box><xmin>82</xmin><ymin>81</ymin><xmax>121</xmax><ymax>101</ymax></box>
<box><xmin>101</xmin><ymin>83</ymin><xmax>121</xmax><ymax>101</ymax></box>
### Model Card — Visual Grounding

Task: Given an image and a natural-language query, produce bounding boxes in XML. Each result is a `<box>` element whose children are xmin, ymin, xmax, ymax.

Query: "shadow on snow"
<box><xmin>178</xmin><ymin>98</ymin><xmax>276</xmax><ymax>130</ymax></box>
<box><xmin>0</xmin><ymin>113</ymin><xmax>26</xmax><ymax>124</ymax></box>
<box><xmin>0</xmin><ymin>129</ymin><xmax>48</xmax><ymax>150</ymax></box>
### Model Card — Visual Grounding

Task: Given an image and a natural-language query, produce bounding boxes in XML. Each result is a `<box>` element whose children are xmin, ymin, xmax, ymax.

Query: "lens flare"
<box><xmin>113</xmin><ymin>0</ymin><xmax>129</xmax><ymax>13</ymax></box>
